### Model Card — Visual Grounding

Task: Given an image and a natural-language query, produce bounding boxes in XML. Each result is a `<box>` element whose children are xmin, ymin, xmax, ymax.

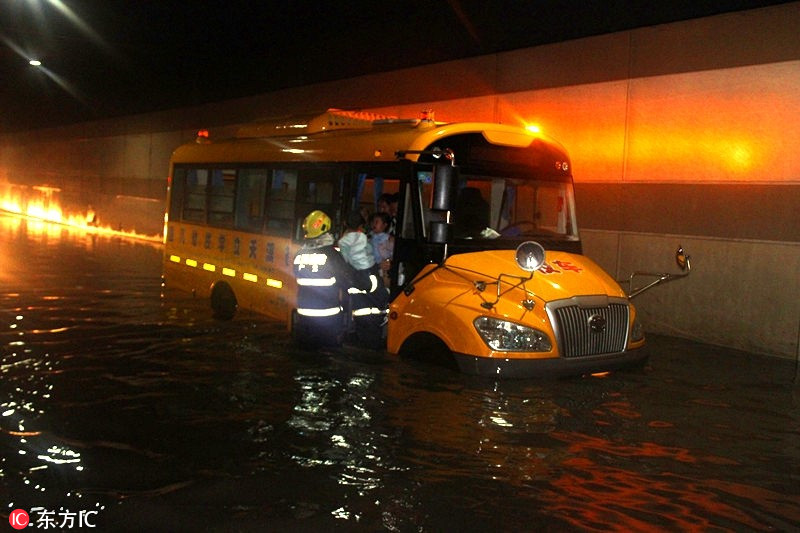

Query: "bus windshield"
<box><xmin>418</xmin><ymin>171</ymin><xmax>579</xmax><ymax>242</ymax></box>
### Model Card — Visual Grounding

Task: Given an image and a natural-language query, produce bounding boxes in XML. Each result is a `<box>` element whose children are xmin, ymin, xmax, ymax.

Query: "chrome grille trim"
<box><xmin>546</xmin><ymin>296</ymin><xmax>630</xmax><ymax>358</ymax></box>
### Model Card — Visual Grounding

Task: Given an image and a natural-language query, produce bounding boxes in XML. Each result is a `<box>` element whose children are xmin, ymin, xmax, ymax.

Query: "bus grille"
<box><xmin>550</xmin><ymin>302</ymin><xmax>629</xmax><ymax>358</ymax></box>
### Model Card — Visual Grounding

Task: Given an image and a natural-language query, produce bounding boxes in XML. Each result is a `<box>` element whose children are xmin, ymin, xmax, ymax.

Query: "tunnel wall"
<box><xmin>1</xmin><ymin>3</ymin><xmax>798</xmax><ymax>360</ymax></box>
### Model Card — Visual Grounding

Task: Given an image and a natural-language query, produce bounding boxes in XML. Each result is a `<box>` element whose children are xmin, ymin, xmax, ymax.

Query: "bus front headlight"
<box><xmin>473</xmin><ymin>316</ymin><xmax>552</xmax><ymax>352</ymax></box>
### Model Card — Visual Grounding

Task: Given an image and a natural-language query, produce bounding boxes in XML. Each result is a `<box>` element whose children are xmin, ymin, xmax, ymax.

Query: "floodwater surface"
<box><xmin>1</xmin><ymin>214</ymin><xmax>799</xmax><ymax>531</ymax></box>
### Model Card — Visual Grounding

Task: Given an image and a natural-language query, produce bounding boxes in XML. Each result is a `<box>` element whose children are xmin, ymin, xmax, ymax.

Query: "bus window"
<box><xmin>169</xmin><ymin>167</ymin><xmax>186</xmax><ymax>219</ymax></box>
<box><xmin>183</xmin><ymin>168</ymin><xmax>208</xmax><ymax>223</ymax></box>
<box><xmin>293</xmin><ymin>167</ymin><xmax>341</xmax><ymax>238</ymax></box>
<box><xmin>452</xmin><ymin>186</ymin><xmax>490</xmax><ymax>238</ymax></box>
<box><xmin>416</xmin><ymin>170</ymin><xmax>435</xmax><ymax>239</ymax></box>
<box><xmin>265</xmin><ymin>168</ymin><xmax>298</xmax><ymax>237</ymax></box>
<box><xmin>353</xmin><ymin>174</ymin><xmax>400</xmax><ymax>228</ymax></box>
<box><xmin>208</xmin><ymin>169</ymin><xmax>236</xmax><ymax>228</ymax></box>
<box><xmin>417</xmin><ymin>172</ymin><xmax>578</xmax><ymax>242</ymax></box>
<box><xmin>535</xmin><ymin>185</ymin><xmax>564</xmax><ymax>233</ymax></box>
<box><xmin>235</xmin><ymin>168</ymin><xmax>269</xmax><ymax>232</ymax></box>
<box><xmin>397</xmin><ymin>182</ymin><xmax>415</xmax><ymax>239</ymax></box>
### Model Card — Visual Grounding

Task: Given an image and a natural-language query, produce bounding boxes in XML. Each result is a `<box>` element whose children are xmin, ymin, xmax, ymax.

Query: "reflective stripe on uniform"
<box><xmin>346</xmin><ymin>274</ymin><xmax>379</xmax><ymax>294</ymax></box>
<box><xmin>352</xmin><ymin>307</ymin><xmax>385</xmax><ymax>317</ymax></box>
<box><xmin>297</xmin><ymin>306</ymin><xmax>342</xmax><ymax>317</ymax></box>
<box><xmin>297</xmin><ymin>277</ymin><xmax>337</xmax><ymax>287</ymax></box>
<box><xmin>294</xmin><ymin>252</ymin><xmax>328</xmax><ymax>272</ymax></box>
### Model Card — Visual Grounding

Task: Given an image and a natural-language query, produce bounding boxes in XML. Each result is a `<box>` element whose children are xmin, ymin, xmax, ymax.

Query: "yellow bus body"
<box><xmin>163</xmin><ymin>110</ymin><xmax>648</xmax><ymax>377</ymax></box>
<box><xmin>163</xmin><ymin>224</ymin><xmax>296</xmax><ymax>321</ymax></box>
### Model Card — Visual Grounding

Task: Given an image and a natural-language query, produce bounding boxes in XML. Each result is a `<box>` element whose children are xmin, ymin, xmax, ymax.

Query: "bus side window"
<box><xmin>235</xmin><ymin>168</ymin><xmax>269</xmax><ymax>232</ymax></box>
<box><xmin>169</xmin><ymin>167</ymin><xmax>186</xmax><ymax>220</ymax></box>
<box><xmin>265</xmin><ymin>168</ymin><xmax>298</xmax><ymax>237</ymax></box>
<box><xmin>183</xmin><ymin>168</ymin><xmax>208</xmax><ymax>223</ymax></box>
<box><xmin>208</xmin><ymin>169</ymin><xmax>235</xmax><ymax>228</ymax></box>
<box><xmin>293</xmin><ymin>168</ymin><xmax>340</xmax><ymax>239</ymax></box>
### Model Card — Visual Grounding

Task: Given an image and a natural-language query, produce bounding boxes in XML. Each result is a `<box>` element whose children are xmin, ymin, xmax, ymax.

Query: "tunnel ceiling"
<box><xmin>0</xmin><ymin>0</ymin><xmax>793</xmax><ymax>132</ymax></box>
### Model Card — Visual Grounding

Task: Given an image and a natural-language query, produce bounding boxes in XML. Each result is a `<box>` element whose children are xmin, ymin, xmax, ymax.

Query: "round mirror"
<box><xmin>515</xmin><ymin>241</ymin><xmax>546</xmax><ymax>272</ymax></box>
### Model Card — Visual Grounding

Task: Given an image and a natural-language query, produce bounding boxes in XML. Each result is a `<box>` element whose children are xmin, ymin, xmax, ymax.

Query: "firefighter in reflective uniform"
<box><xmin>347</xmin><ymin>271</ymin><xmax>389</xmax><ymax>349</ymax></box>
<box><xmin>292</xmin><ymin>210</ymin><xmax>362</xmax><ymax>347</ymax></box>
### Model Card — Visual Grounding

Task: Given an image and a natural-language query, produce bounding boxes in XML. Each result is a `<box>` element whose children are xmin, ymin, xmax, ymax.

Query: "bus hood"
<box><xmin>439</xmin><ymin>249</ymin><xmax>626</xmax><ymax>302</ymax></box>
<box><xmin>387</xmin><ymin>248</ymin><xmax>632</xmax><ymax>358</ymax></box>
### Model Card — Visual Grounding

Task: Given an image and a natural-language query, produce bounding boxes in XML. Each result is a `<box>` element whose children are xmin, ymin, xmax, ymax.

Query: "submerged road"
<box><xmin>1</xmin><ymin>214</ymin><xmax>799</xmax><ymax>531</ymax></box>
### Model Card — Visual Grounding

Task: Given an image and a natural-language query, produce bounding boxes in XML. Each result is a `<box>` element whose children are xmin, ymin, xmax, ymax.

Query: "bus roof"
<box><xmin>171</xmin><ymin>109</ymin><xmax>569</xmax><ymax>167</ymax></box>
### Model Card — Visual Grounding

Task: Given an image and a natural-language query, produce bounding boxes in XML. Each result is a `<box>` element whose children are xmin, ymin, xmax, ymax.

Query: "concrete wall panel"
<box><xmin>148</xmin><ymin>130</ymin><xmax>185</xmax><ymax>181</ymax></box>
<box><xmin>496</xmin><ymin>33</ymin><xmax>631</xmax><ymax>92</ymax></box>
<box><xmin>629</xmin><ymin>6</ymin><xmax>800</xmax><ymax>77</ymax></box>
<box><xmin>122</xmin><ymin>134</ymin><xmax>152</xmax><ymax>182</ymax></box>
<box><xmin>585</xmin><ymin>230</ymin><xmax>800</xmax><ymax>359</ymax></box>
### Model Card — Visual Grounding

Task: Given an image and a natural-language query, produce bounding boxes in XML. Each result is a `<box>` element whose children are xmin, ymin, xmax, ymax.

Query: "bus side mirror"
<box><xmin>624</xmin><ymin>245</ymin><xmax>692</xmax><ymax>299</ymax></box>
<box><xmin>431</xmin><ymin>163</ymin><xmax>458</xmax><ymax>211</ymax></box>
<box><xmin>675</xmin><ymin>246</ymin><xmax>690</xmax><ymax>271</ymax></box>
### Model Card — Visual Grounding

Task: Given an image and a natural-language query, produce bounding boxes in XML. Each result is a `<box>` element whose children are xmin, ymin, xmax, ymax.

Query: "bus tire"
<box><xmin>399</xmin><ymin>332</ymin><xmax>457</xmax><ymax>370</ymax></box>
<box><xmin>210</xmin><ymin>281</ymin><xmax>237</xmax><ymax>320</ymax></box>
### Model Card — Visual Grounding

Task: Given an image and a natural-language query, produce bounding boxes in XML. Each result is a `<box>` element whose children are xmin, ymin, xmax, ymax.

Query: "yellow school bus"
<box><xmin>163</xmin><ymin>109</ymin><xmax>688</xmax><ymax>377</ymax></box>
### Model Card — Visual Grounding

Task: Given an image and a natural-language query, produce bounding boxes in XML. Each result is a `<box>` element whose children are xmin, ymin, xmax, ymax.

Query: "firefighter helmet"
<box><xmin>302</xmin><ymin>210</ymin><xmax>332</xmax><ymax>239</ymax></box>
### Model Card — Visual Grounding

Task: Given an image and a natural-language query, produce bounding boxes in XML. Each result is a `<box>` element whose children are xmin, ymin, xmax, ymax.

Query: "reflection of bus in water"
<box><xmin>163</xmin><ymin>109</ymin><xmax>688</xmax><ymax>378</ymax></box>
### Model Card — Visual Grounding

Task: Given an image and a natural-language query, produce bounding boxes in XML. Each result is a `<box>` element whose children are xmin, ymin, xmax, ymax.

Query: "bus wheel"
<box><xmin>210</xmin><ymin>281</ymin><xmax>237</xmax><ymax>320</ymax></box>
<box><xmin>399</xmin><ymin>332</ymin><xmax>457</xmax><ymax>370</ymax></box>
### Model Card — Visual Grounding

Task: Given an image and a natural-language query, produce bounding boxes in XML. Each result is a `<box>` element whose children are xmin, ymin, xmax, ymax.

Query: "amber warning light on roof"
<box><xmin>195</xmin><ymin>129</ymin><xmax>211</xmax><ymax>143</ymax></box>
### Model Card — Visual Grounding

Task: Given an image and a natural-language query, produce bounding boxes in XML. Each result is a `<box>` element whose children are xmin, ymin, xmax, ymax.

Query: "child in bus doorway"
<box><xmin>369</xmin><ymin>211</ymin><xmax>394</xmax><ymax>288</ymax></box>
<box><xmin>338</xmin><ymin>211</ymin><xmax>389</xmax><ymax>349</ymax></box>
<box><xmin>339</xmin><ymin>212</ymin><xmax>376</xmax><ymax>273</ymax></box>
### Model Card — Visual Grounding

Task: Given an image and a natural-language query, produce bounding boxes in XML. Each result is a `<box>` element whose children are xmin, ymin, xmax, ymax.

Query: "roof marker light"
<box><xmin>196</xmin><ymin>129</ymin><xmax>211</xmax><ymax>144</ymax></box>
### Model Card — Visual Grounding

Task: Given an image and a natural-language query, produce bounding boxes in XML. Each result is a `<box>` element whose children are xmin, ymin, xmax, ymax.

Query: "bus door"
<box><xmin>347</xmin><ymin>163</ymin><xmax>412</xmax><ymax>294</ymax></box>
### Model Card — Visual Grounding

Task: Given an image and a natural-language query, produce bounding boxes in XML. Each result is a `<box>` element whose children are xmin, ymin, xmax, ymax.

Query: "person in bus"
<box><xmin>292</xmin><ymin>210</ymin><xmax>363</xmax><ymax>348</ymax></box>
<box><xmin>369</xmin><ymin>211</ymin><xmax>394</xmax><ymax>288</ymax></box>
<box><xmin>338</xmin><ymin>211</ymin><xmax>376</xmax><ymax>274</ymax></box>
<box><xmin>376</xmin><ymin>192</ymin><xmax>398</xmax><ymax>236</ymax></box>
<box><xmin>338</xmin><ymin>211</ymin><xmax>389</xmax><ymax>349</ymax></box>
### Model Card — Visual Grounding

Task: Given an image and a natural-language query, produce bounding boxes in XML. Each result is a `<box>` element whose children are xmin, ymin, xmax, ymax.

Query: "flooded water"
<box><xmin>2</xmin><ymin>213</ymin><xmax>799</xmax><ymax>532</ymax></box>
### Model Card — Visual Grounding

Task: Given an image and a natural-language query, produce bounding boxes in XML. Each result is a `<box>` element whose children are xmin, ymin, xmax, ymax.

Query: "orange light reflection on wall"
<box><xmin>496</xmin><ymin>61</ymin><xmax>800</xmax><ymax>183</ymax></box>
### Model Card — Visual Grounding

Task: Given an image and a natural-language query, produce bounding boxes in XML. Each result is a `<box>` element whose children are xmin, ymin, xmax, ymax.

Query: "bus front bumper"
<box><xmin>453</xmin><ymin>347</ymin><xmax>648</xmax><ymax>379</ymax></box>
